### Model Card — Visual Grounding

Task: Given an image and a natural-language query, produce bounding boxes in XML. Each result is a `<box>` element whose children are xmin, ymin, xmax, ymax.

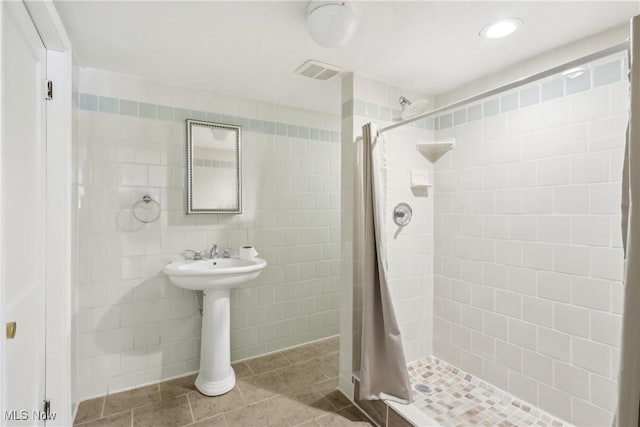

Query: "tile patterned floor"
<box><xmin>74</xmin><ymin>337</ymin><xmax>373</xmax><ymax>427</ymax></box>
<box><xmin>408</xmin><ymin>357</ymin><xmax>571</xmax><ymax>427</ymax></box>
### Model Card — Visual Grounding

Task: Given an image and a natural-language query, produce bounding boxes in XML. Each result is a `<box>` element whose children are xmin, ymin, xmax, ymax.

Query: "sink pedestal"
<box><xmin>163</xmin><ymin>256</ymin><xmax>267</xmax><ymax>396</ymax></box>
<box><xmin>195</xmin><ymin>289</ymin><xmax>235</xmax><ymax>396</ymax></box>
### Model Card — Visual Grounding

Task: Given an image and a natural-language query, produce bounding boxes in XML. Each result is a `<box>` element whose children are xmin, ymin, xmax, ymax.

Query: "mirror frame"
<box><xmin>185</xmin><ymin>119</ymin><xmax>242</xmax><ymax>214</ymax></box>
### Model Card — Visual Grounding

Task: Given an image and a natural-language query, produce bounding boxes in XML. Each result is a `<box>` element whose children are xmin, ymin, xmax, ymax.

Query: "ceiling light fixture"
<box><xmin>307</xmin><ymin>0</ymin><xmax>358</xmax><ymax>48</ymax></box>
<box><xmin>479</xmin><ymin>18</ymin><xmax>523</xmax><ymax>40</ymax></box>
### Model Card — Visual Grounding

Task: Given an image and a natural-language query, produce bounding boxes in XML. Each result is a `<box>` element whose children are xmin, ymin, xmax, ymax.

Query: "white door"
<box><xmin>1</xmin><ymin>1</ymin><xmax>48</xmax><ymax>425</ymax></box>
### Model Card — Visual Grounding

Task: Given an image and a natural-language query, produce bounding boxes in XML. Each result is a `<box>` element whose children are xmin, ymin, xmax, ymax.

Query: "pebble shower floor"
<box><xmin>408</xmin><ymin>357</ymin><xmax>571</xmax><ymax>427</ymax></box>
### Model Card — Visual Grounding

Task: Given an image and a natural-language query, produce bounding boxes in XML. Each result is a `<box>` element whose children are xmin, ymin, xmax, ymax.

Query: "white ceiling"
<box><xmin>55</xmin><ymin>1</ymin><xmax>639</xmax><ymax>114</ymax></box>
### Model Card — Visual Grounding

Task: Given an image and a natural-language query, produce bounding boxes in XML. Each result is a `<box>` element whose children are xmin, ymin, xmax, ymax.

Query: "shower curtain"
<box><xmin>616</xmin><ymin>15</ymin><xmax>640</xmax><ymax>427</ymax></box>
<box><xmin>358</xmin><ymin>123</ymin><xmax>412</xmax><ymax>404</ymax></box>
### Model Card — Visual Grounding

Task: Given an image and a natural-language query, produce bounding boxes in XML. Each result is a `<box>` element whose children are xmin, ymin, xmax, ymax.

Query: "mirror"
<box><xmin>186</xmin><ymin>119</ymin><xmax>241</xmax><ymax>213</ymax></box>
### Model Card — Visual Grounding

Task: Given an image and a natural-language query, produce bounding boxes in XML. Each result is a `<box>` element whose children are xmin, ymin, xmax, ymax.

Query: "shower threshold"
<box><xmin>387</xmin><ymin>356</ymin><xmax>572</xmax><ymax>427</ymax></box>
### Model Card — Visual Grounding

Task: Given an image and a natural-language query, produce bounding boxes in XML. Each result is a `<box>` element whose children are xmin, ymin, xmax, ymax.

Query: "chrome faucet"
<box><xmin>209</xmin><ymin>244</ymin><xmax>219</xmax><ymax>259</ymax></box>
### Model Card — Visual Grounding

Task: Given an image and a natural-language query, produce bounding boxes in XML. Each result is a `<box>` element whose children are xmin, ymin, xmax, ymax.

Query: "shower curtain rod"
<box><xmin>378</xmin><ymin>41</ymin><xmax>630</xmax><ymax>135</ymax></box>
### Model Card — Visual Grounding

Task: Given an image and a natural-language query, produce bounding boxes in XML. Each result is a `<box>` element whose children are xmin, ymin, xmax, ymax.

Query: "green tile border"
<box><xmin>338</xmin><ymin>55</ymin><xmax>626</xmax><ymax>133</ymax></box>
<box><xmin>434</xmin><ymin>56</ymin><xmax>626</xmax><ymax>131</ymax></box>
<box><xmin>340</xmin><ymin>98</ymin><xmax>435</xmax><ymax>132</ymax></box>
<box><xmin>74</xmin><ymin>92</ymin><xmax>341</xmax><ymax>143</ymax></box>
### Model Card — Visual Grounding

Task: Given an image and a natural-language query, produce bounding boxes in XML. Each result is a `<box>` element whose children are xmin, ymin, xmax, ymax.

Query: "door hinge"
<box><xmin>45</xmin><ymin>80</ymin><xmax>53</xmax><ymax>100</ymax></box>
<box><xmin>43</xmin><ymin>399</ymin><xmax>51</xmax><ymax>418</ymax></box>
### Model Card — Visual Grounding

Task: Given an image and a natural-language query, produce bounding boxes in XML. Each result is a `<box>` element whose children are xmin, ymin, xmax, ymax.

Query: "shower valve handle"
<box><xmin>393</xmin><ymin>202</ymin><xmax>413</xmax><ymax>226</ymax></box>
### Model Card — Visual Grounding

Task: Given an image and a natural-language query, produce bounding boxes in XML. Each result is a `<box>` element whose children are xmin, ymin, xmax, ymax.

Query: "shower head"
<box><xmin>399</xmin><ymin>96</ymin><xmax>429</xmax><ymax>120</ymax></box>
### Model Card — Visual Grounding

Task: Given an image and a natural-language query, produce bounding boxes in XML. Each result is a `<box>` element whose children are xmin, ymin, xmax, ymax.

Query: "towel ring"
<box><xmin>133</xmin><ymin>195</ymin><xmax>161</xmax><ymax>224</ymax></box>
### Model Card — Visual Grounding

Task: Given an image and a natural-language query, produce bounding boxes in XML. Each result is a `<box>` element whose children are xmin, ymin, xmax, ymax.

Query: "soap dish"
<box><xmin>416</xmin><ymin>138</ymin><xmax>455</xmax><ymax>162</ymax></box>
<box><xmin>410</xmin><ymin>170</ymin><xmax>432</xmax><ymax>191</ymax></box>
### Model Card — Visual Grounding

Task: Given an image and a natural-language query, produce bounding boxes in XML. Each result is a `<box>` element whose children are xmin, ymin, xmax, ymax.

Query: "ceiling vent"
<box><xmin>295</xmin><ymin>60</ymin><xmax>343</xmax><ymax>81</ymax></box>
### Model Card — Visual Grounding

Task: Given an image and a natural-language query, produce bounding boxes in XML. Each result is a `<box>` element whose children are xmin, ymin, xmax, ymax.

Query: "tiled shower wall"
<box><xmin>339</xmin><ymin>74</ymin><xmax>435</xmax><ymax>394</ymax></box>
<box><xmin>73</xmin><ymin>68</ymin><xmax>341</xmax><ymax>401</ymax></box>
<box><xmin>432</xmin><ymin>53</ymin><xmax>627</xmax><ymax>425</ymax></box>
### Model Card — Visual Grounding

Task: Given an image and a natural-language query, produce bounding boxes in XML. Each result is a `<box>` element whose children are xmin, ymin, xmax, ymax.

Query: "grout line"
<box><xmin>234</xmin><ymin>378</ymin><xmax>248</xmax><ymax>406</ymax></box>
<box><xmin>185</xmin><ymin>393</ymin><xmax>196</xmax><ymax>425</ymax></box>
<box><xmin>100</xmin><ymin>396</ymin><xmax>106</xmax><ymax>418</ymax></box>
<box><xmin>242</xmin><ymin>360</ymin><xmax>257</xmax><ymax>376</ymax></box>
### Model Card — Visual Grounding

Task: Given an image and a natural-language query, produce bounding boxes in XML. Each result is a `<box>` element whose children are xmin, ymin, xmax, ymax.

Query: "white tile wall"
<box><xmin>433</xmin><ymin>54</ymin><xmax>627</xmax><ymax>425</ymax></box>
<box><xmin>340</xmin><ymin>73</ymin><xmax>435</xmax><ymax>390</ymax></box>
<box><xmin>73</xmin><ymin>69</ymin><xmax>341</xmax><ymax>401</ymax></box>
<box><xmin>384</xmin><ymin>122</ymin><xmax>435</xmax><ymax>362</ymax></box>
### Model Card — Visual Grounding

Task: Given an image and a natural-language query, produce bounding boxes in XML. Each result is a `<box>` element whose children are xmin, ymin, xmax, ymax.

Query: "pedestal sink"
<box><xmin>163</xmin><ymin>257</ymin><xmax>267</xmax><ymax>396</ymax></box>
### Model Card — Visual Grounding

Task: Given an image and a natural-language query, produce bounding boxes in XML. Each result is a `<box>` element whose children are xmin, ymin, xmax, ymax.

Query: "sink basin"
<box><xmin>163</xmin><ymin>257</ymin><xmax>267</xmax><ymax>290</ymax></box>
<box><xmin>163</xmin><ymin>256</ymin><xmax>267</xmax><ymax>397</ymax></box>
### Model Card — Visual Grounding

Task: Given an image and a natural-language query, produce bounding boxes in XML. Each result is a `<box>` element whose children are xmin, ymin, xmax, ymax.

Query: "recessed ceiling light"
<box><xmin>562</xmin><ymin>67</ymin><xmax>585</xmax><ymax>79</ymax></box>
<box><xmin>479</xmin><ymin>18</ymin><xmax>523</xmax><ymax>40</ymax></box>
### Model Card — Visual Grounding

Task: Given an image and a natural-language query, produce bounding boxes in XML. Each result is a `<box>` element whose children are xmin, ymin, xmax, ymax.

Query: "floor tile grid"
<box><xmin>74</xmin><ymin>337</ymin><xmax>371</xmax><ymax>427</ymax></box>
<box><xmin>184</xmin><ymin>391</ymin><xmax>229</xmax><ymax>426</ymax></box>
<box><xmin>407</xmin><ymin>357</ymin><xmax>571</xmax><ymax>427</ymax></box>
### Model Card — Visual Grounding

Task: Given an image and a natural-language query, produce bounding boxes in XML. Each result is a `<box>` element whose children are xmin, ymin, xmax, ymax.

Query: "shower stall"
<box><xmin>340</xmin><ymin>19</ymin><xmax>636</xmax><ymax>427</ymax></box>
